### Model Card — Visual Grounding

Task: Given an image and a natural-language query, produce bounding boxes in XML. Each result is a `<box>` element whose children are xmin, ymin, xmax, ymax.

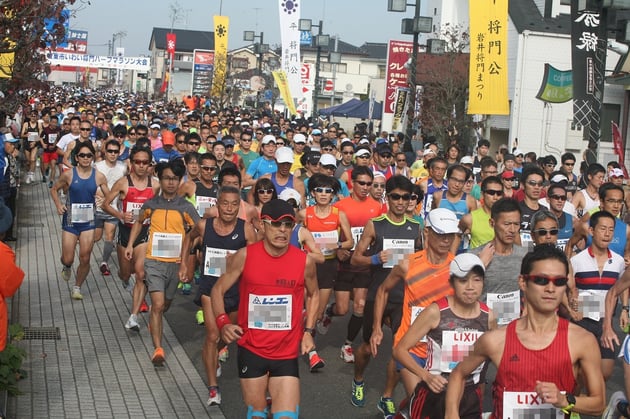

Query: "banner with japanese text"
<box><xmin>212</xmin><ymin>16</ymin><xmax>229</xmax><ymax>98</ymax></box>
<box><xmin>535</xmin><ymin>64</ymin><xmax>572</xmax><ymax>103</ymax></box>
<box><xmin>468</xmin><ymin>0</ymin><xmax>509</xmax><ymax>115</ymax></box>
<box><xmin>46</xmin><ymin>53</ymin><xmax>150</xmax><ymax>71</ymax></box>
<box><xmin>272</xmin><ymin>70</ymin><xmax>298</xmax><ymax>116</ymax></box>
<box><xmin>392</xmin><ymin>88</ymin><xmax>409</xmax><ymax>132</ymax></box>
<box><xmin>166</xmin><ymin>33</ymin><xmax>176</xmax><ymax>55</ymax></box>
<box><xmin>384</xmin><ymin>40</ymin><xmax>416</xmax><ymax>117</ymax></box>
<box><xmin>278</xmin><ymin>0</ymin><xmax>303</xmax><ymax>107</ymax></box>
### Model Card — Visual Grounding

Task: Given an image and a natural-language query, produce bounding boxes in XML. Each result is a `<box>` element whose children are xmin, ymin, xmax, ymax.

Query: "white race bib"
<box><xmin>151</xmin><ymin>232</ymin><xmax>182</xmax><ymax>258</ymax></box>
<box><xmin>125</xmin><ymin>202</ymin><xmax>143</xmax><ymax>222</ymax></box>
<box><xmin>440</xmin><ymin>330</ymin><xmax>484</xmax><ymax>373</ymax></box>
<box><xmin>48</xmin><ymin>133</ymin><xmax>58</xmax><ymax>144</ymax></box>
<box><xmin>520</xmin><ymin>231</ymin><xmax>533</xmax><ymax>249</ymax></box>
<box><xmin>70</xmin><ymin>203</ymin><xmax>94</xmax><ymax>223</ymax></box>
<box><xmin>248</xmin><ymin>293</ymin><xmax>292</xmax><ymax>330</ymax></box>
<box><xmin>312</xmin><ymin>230</ymin><xmax>339</xmax><ymax>257</ymax></box>
<box><xmin>203</xmin><ymin>247</ymin><xmax>236</xmax><ymax>277</ymax></box>
<box><xmin>487</xmin><ymin>291</ymin><xmax>520</xmax><ymax>325</ymax></box>
<box><xmin>196</xmin><ymin>196</ymin><xmax>217</xmax><ymax>216</ymax></box>
<box><xmin>350</xmin><ymin>226</ymin><xmax>364</xmax><ymax>251</ymax></box>
<box><xmin>578</xmin><ymin>289</ymin><xmax>606</xmax><ymax>321</ymax></box>
<box><xmin>382</xmin><ymin>238</ymin><xmax>414</xmax><ymax>268</ymax></box>
<box><xmin>502</xmin><ymin>391</ymin><xmax>564</xmax><ymax>419</ymax></box>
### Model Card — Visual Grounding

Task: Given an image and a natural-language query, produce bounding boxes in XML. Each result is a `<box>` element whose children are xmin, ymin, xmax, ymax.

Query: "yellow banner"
<box><xmin>0</xmin><ymin>39</ymin><xmax>15</xmax><ymax>78</ymax></box>
<box><xmin>468</xmin><ymin>0</ymin><xmax>509</xmax><ymax>115</ymax></box>
<box><xmin>212</xmin><ymin>15</ymin><xmax>229</xmax><ymax>98</ymax></box>
<box><xmin>272</xmin><ymin>70</ymin><xmax>297</xmax><ymax>116</ymax></box>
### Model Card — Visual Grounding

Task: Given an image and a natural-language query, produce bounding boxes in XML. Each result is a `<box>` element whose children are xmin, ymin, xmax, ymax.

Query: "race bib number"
<box><xmin>487</xmin><ymin>291</ymin><xmax>520</xmax><ymax>325</ymax></box>
<box><xmin>28</xmin><ymin>132</ymin><xmax>38</xmax><ymax>142</ymax></box>
<box><xmin>382</xmin><ymin>238</ymin><xmax>414</xmax><ymax>268</ymax></box>
<box><xmin>70</xmin><ymin>203</ymin><xmax>94</xmax><ymax>224</ymax></box>
<box><xmin>502</xmin><ymin>392</ymin><xmax>564</xmax><ymax>419</ymax></box>
<box><xmin>411</xmin><ymin>306</ymin><xmax>427</xmax><ymax>343</ymax></box>
<box><xmin>556</xmin><ymin>238</ymin><xmax>568</xmax><ymax>251</ymax></box>
<box><xmin>48</xmin><ymin>133</ymin><xmax>58</xmax><ymax>144</ymax></box>
<box><xmin>312</xmin><ymin>230</ymin><xmax>339</xmax><ymax>257</ymax></box>
<box><xmin>440</xmin><ymin>330</ymin><xmax>483</xmax><ymax>372</ymax></box>
<box><xmin>203</xmin><ymin>247</ymin><xmax>236</xmax><ymax>277</ymax></box>
<box><xmin>578</xmin><ymin>289</ymin><xmax>606</xmax><ymax>321</ymax></box>
<box><xmin>151</xmin><ymin>232</ymin><xmax>182</xmax><ymax>258</ymax></box>
<box><xmin>125</xmin><ymin>202</ymin><xmax>143</xmax><ymax>222</ymax></box>
<box><xmin>248</xmin><ymin>294</ymin><xmax>292</xmax><ymax>330</ymax></box>
<box><xmin>197</xmin><ymin>196</ymin><xmax>217</xmax><ymax>217</ymax></box>
<box><xmin>350</xmin><ymin>226</ymin><xmax>364</xmax><ymax>251</ymax></box>
<box><xmin>520</xmin><ymin>231</ymin><xmax>533</xmax><ymax>249</ymax></box>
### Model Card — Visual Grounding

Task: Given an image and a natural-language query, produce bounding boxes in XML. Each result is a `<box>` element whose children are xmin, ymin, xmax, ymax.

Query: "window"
<box><xmin>232</xmin><ymin>57</ymin><xmax>249</xmax><ymax>69</ymax></box>
<box><xmin>321</xmin><ymin>62</ymin><xmax>347</xmax><ymax>73</ymax></box>
<box><xmin>601</xmin><ymin>103</ymin><xmax>620</xmax><ymax>143</ymax></box>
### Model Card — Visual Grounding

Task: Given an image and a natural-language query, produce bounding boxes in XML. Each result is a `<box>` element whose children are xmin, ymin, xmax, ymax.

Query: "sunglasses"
<box><xmin>522</xmin><ymin>274</ymin><xmax>568</xmax><ymax>287</ymax></box>
<box><xmin>373</xmin><ymin>183</ymin><xmax>385</xmax><ymax>189</ymax></box>
<box><xmin>262</xmin><ymin>219</ymin><xmax>295</xmax><ymax>229</ymax></box>
<box><xmin>526</xmin><ymin>180</ymin><xmax>544</xmax><ymax>187</ymax></box>
<box><xmin>322</xmin><ymin>147</ymin><xmax>334</xmax><ymax>152</ymax></box>
<box><xmin>548</xmin><ymin>194</ymin><xmax>567</xmax><ymax>201</ymax></box>
<box><xmin>80</xmin><ymin>128</ymin><xmax>91</xmax><ymax>131</ymax></box>
<box><xmin>200</xmin><ymin>165</ymin><xmax>217</xmax><ymax>171</ymax></box>
<box><xmin>162</xmin><ymin>176</ymin><xmax>180</xmax><ymax>182</ymax></box>
<box><xmin>532</xmin><ymin>228</ymin><xmax>559</xmax><ymax>236</ymax></box>
<box><xmin>563</xmin><ymin>162</ymin><xmax>575</xmax><ymax>166</ymax></box>
<box><xmin>388</xmin><ymin>192</ymin><xmax>411</xmax><ymax>201</ymax></box>
<box><xmin>176</xmin><ymin>140</ymin><xmax>185</xmax><ymax>144</ymax></box>
<box><xmin>354</xmin><ymin>180</ymin><xmax>373</xmax><ymax>187</ymax></box>
<box><xmin>342</xmin><ymin>151</ymin><xmax>354</xmax><ymax>155</ymax></box>
<box><xmin>106</xmin><ymin>149</ymin><xmax>120</xmax><ymax>154</ymax></box>
<box><xmin>484</xmin><ymin>189</ymin><xmax>504</xmax><ymax>196</ymax></box>
<box><xmin>503</xmin><ymin>177</ymin><xmax>516</xmax><ymax>182</ymax></box>
<box><xmin>188</xmin><ymin>142</ymin><xmax>201</xmax><ymax>146</ymax></box>
<box><xmin>257</xmin><ymin>188</ymin><xmax>274</xmax><ymax>194</ymax></box>
<box><xmin>356</xmin><ymin>154</ymin><xmax>371</xmax><ymax>159</ymax></box>
<box><xmin>133</xmin><ymin>159</ymin><xmax>151</xmax><ymax>166</ymax></box>
<box><xmin>379</xmin><ymin>154</ymin><xmax>392</xmax><ymax>158</ymax></box>
<box><xmin>129</xmin><ymin>132</ymin><xmax>137</xmax><ymax>136</ymax></box>
<box><xmin>131</xmin><ymin>118</ymin><xmax>139</xmax><ymax>121</ymax></box>
<box><xmin>241</xmin><ymin>138</ymin><xmax>252</xmax><ymax>142</ymax></box>
<box><xmin>313</xmin><ymin>187</ymin><xmax>334</xmax><ymax>194</ymax></box>
<box><xmin>77</xmin><ymin>153</ymin><xmax>93</xmax><ymax>158</ymax></box>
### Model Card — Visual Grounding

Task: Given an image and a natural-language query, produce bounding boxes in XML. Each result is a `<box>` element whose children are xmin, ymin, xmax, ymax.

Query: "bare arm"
<box><xmin>211</xmin><ymin>248</ymin><xmax>247</xmax><ymax>343</ymax></box>
<box><xmin>350</xmin><ymin>220</ymin><xmax>377</xmax><ymax>266</ymax></box>
<box><xmin>178</xmin><ymin>219</ymin><xmax>204</xmax><ymax>282</ymax></box>
<box><xmin>301</xmin><ymin>256</ymin><xmax>319</xmax><ymax>355</ymax></box>
<box><xmin>602</xmin><ymin>269</ymin><xmax>630</xmax><ymax>349</ymax></box>
<box><xmin>370</xmin><ymin>261</ymin><xmax>407</xmax><ymax>356</ymax></box>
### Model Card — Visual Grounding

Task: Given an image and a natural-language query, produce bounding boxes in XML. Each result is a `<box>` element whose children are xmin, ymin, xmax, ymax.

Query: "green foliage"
<box><xmin>0</xmin><ymin>324</ymin><xmax>27</xmax><ymax>396</ymax></box>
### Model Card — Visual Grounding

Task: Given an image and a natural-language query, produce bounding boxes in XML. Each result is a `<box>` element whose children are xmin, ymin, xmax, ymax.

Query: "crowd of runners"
<box><xmin>4</xmin><ymin>87</ymin><xmax>630</xmax><ymax>418</ymax></box>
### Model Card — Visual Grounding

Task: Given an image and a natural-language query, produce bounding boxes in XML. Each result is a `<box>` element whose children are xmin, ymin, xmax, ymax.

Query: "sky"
<box><xmin>70</xmin><ymin>0</ymin><xmax>412</xmax><ymax>57</ymax></box>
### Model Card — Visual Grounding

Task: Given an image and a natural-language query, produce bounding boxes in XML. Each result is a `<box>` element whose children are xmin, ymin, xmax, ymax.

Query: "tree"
<box><xmin>416</xmin><ymin>24</ymin><xmax>472</xmax><ymax>150</ymax></box>
<box><xmin>0</xmin><ymin>0</ymin><xmax>77</xmax><ymax>114</ymax></box>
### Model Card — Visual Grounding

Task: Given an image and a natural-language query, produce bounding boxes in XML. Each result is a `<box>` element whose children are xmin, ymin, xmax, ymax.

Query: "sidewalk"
<box><xmin>6</xmin><ymin>179</ymin><xmax>225</xmax><ymax>418</ymax></box>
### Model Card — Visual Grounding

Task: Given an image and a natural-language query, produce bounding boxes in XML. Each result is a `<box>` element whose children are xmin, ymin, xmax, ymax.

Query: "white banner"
<box><xmin>46</xmin><ymin>52</ymin><xmax>150</xmax><ymax>71</ymax></box>
<box><xmin>278</xmin><ymin>0</ymin><xmax>302</xmax><ymax>106</ymax></box>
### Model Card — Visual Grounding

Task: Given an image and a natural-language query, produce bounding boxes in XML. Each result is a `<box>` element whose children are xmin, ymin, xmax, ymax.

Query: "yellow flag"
<box><xmin>468</xmin><ymin>0</ymin><xmax>509</xmax><ymax>115</ymax></box>
<box><xmin>212</xmin><ymin>15</ymin><xmax>229</xmax><ymax>98</ymax></box>
<box><xmin>272</xmin><ymin>70</ymin><xmax>297</xmax><ymax>116</ymax></box>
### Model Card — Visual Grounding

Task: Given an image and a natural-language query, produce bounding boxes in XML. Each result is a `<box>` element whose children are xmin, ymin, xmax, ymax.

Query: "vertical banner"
<box><xmin>272</xmin><ymin>70</ymin><xmax>298</xmax><ymax>116</ymax></box>
<box><xmin>278</xmin><ymin>0</ymin><xmax>303</xmax><ymax>109</ymax></box>
<box><xmin>212</xmin><ymin>15</ymin><xmax>229</xmax><ymax>98</ymax></box>
<box><xmin>384</xmin><ymin>40</ymin><xmax>414</xmax><ymax>117</ymax></box>
<box><xmin>468</xmin><ymin>0</ymin><xmax>509</xmax><ymax>114</ymax></box>
<box><xmin>571</xmin><ymin>3</ymin><xmax>606</xmax><ymax>149</ymax></box>
<box><xmin>191</xmin><ymin>50</ymin><xmax>215</xmax><ymax>96</ymax></box>
<box><xmin>392</xmin><ymin>88</ymin><xmax>409</xmax><ymax>132</ymax></box>
<box><xmin>299</xmin><ymin>63</ymin><xmax>315</xmax><ymax>116</ymax></box>
<box><xmin>612</xmin><ymin>122</ymin><xmax>629</xmax><ymax>177</ymax></box>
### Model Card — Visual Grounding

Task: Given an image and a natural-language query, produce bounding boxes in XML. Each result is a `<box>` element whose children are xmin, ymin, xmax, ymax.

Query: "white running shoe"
<box><xmin>71</xmin><ymin>286</ymin><xmax>83</xmax><ymax>300</ymax></box>
<box><xmin>207</xmin><ymin>386</ymin><xmax>221</xmax><ymax>406</ymax></box>
<box><xmin>603</xmin><ymin>390</ymin><xmax>627</xmax><ymax>419</ymax></box>
<box><xmin>340</xmin><ymin>344</ymin><xmax>355</xmax><ymax>363</ymax></box>
<box><xmin>125</xmin><ymin>314</ymin><xmax>140</xmax><ymax>332</ymax></box>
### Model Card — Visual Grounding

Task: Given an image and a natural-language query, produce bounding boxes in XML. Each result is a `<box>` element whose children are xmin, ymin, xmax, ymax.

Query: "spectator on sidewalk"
<box><xmin>0</xmin><ymin>199</ymin><xmax>24</xmax><ymax>351</ymax></box>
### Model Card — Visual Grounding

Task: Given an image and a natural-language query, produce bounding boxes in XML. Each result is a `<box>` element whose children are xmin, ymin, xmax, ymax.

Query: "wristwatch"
<box><xmin>561</xmin><ymin>393</ymin><xmax>576</xmax><ymax>414</ymax></box>
<box><xmin>304</xmin><ymin>327</ymin><xmax>315</xmax><ymax>335</ymax></box>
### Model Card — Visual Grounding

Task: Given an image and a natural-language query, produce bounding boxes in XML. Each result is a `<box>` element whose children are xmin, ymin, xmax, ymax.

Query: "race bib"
<box><xmin>197</xmin><ymin>196</ymin><xmax>217</xmax><ymax>217</ymax></box>
<box><xmin>125</xmin><ymin>202</ymin><xmax>143</xmax><ymax>222</ymax></box>
<box><xmin>28</xmin><ymin>132</ymin><xmax>38</xmax><ymax>142</ymax></box>
<box><xmin>502</xmin><ymin>392</ymin><xmax>564</xmax><ymax>419</ymax></box>
<box><xmin>520</xmin><ymin>231</ymin><xmax>533</xmax><ymax>249</ymax></box>
<box><xmin>151</xmin><ymin>232</ymin><xmax>182</xmax><ymax>258</ymax></box>
<box><xmin>411</xmin><ymin>306</ymin><xmax>427</xmax><ymax>343</ymax></box>
<box><xmin>350</xmin><ymin>226</ymin><xmax>364</xmax><ymax>251</ymax></box>
<box><xmin>48</xmin><ymin>133</ymin><xmax>58</xmax><ymax>144</ymax></box>
<box><xmin>248</xmin><ymin>293</ymin><xmax>292</xmax><ymax>330</ymax></box>
<box><xmin>312</xmin><ymin>230</ymin><xmax>339</xmax><ymax>257</ymax></box>
<box><xmin>70</xmin><ymin>203</ymin><xmax>94</xmax><ymax>224</ymax></box>
<box><xmin>487</xmin><ymin>291</ymin><xmax>520</xmax><ymax>325</ymax></box>
<box><xmin>203</xmin><ymin>247</ymin><xmax>236</xmax><ymax>277</ymax></box>
<box><xmin>556</xmin><ymin>238</ymin><xmax>568</xmax><ymax>251</ymax></box>
<box><xmin>382</xmin><ymin>238</ymin><xmax>414</xmax><ymax>268</ymax></box>
<box><xmin>578</xmin><ymin>289</ymin><xmax>606</xmax><ymax>321</ymax></box>
<box><xmin>440</xmin><ymin>330</ymin><xmax>483</xmax><ymax>372</ymax></box>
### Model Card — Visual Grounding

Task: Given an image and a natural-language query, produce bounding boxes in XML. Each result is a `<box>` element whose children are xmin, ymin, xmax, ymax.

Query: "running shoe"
<box><xmin>193</xmin><ymin>267</ymin><xmax>201</xmax><ymax>284</ymax></box>
<box><xmin>196</xmin><ymin>309</ymin><xmax>205</xmax><ymax>325</ymax></box>
<box><xmin>151</xmin><ymin>347</ymin><xmax>165</xmax><ymax>366</ymax></box>
<box><xmin>25</xmin><ymin>172</ymin><xmax>31</xmax><ymax>185</ymax></box>
<box><xmin>61</xmin><ymin>265</ymin><xmax>72</xmax><ymax>282</ymax></box>
<box><xmin>125</xmin><ymin>314</ymin><xmax>140</xmax><ymax>332</ymax></box>
<box><xmin>139</xmin><ymin>301</ymin><xmax>149</xmax><ymax>313</ymax></box>
<box><xmin>309</xmin><ymin>351</ymin><xmax>325</xmax><ymax>372</ymax></box>
<box><xmin>351</xmin><ymin>379</ymin><xmax>366</xmax><ymax>407</ymax></box>
<box><xmin>218</xmin><ymin>346</ymin><xmax>229</xmax><ymax>362</ymax></box>
<box><xmin>377</xmin><ymin>396</ymin><xmax>396</xmax><ymax>418</ymax></box>
<box><xmin>340</xmin><ymin>344</ymin><xmax>355</xmax><ymax>363</ymax></box>
<box><xmin>317</xmin><ymin>312</ymin><xmax>332</xmax><ymax>335</ymax></box>
<box><xmin>99</xmin><ymin>262</ymin><xmax>111</xmax><ymax>276</ymax></box>
<box><xmin>177</xmin><ymin>281</ymin><xmax>183</xmax><ymax>289</ymax></box>
<box><xmin>71</xmin><ymin>286</ymin><xmax>83</xmax><ymax>300</ymax></box>
<box><xmin>207</xmin><ymin>386</ymin><xmax>221</xmax><ymax>406</ymax></box>
<box><xmin>182</xmin><ymin>283</ymin><xmax>192</xmax><ymax>295</ymax></box>
<box><xmin>48</xmin><ymin>181</ymin><xmax>53</xmax><ymax>188</ymax></box>
<box><xmin>603</xmin><ymin>391</ymin><xmax>627</xmax><ymax>419</ymax></box>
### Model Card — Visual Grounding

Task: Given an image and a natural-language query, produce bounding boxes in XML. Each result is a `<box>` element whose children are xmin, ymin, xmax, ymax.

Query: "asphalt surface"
<box><xmin>164</xmin><ymin>281</ymin><xmax>628</xmax><ymax>419</ymax></box>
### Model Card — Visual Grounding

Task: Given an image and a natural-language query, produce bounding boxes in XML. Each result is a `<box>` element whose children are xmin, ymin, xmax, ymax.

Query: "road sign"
<box><xmin>323</xmin><ymin>79</ymin><xmax>334</xmax><ymax>93</ymax></box>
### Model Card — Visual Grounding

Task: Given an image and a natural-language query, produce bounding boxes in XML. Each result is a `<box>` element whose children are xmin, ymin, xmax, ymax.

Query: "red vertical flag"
<box><xmin>612</xmin><ymin>121</ymin><xmax>629</xmax><ymax>178</ymax></box>
<box><xmin>166</xmin><ymin>33</ymin><xmax>176</xmax><ymax>55</ymax></box>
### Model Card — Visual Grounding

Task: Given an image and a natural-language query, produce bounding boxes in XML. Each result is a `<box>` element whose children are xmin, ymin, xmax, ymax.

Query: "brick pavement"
<box><xmin>6</xmin><ymin>179</ymin><xmax>225</xmax><ymax>418</ymax></box>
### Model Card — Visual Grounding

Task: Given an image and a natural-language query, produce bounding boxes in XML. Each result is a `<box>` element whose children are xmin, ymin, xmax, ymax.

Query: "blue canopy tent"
<box><xmin>319</xmin><ymin>98</ymin><xmax>383</xmax><ymax>120</ymax></box>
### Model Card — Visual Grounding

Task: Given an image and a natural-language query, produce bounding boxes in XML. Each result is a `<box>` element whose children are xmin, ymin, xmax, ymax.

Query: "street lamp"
<box><xmin>387</xmin><ymin>0</ymin><xmax>432</xmax><ymax>142</ymax></box>
<box><xmin>299</xmin><ymin>19</ymin><xmax>329</xmax><ymax>118</ymax></box>
<box><xmin>244</xmin><ymin>30</ymin><xmax>268</xmax><ymax>110</ymax></box>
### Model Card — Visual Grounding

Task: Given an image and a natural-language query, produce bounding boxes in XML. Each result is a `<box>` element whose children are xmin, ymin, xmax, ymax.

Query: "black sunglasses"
<box><xmin>522</xmin><ymin>274</ymin><xmax>568</xmax><ymax>287</ymax></box>
<box><xmin>388</xmin><ymin>193</ymin><xmax>411</xmax><ymax>201</ymax></box>
<box><xmin>532</xmin><ymin>228</ymin><xmax>559</xmax><ymax>236</ymax></box>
